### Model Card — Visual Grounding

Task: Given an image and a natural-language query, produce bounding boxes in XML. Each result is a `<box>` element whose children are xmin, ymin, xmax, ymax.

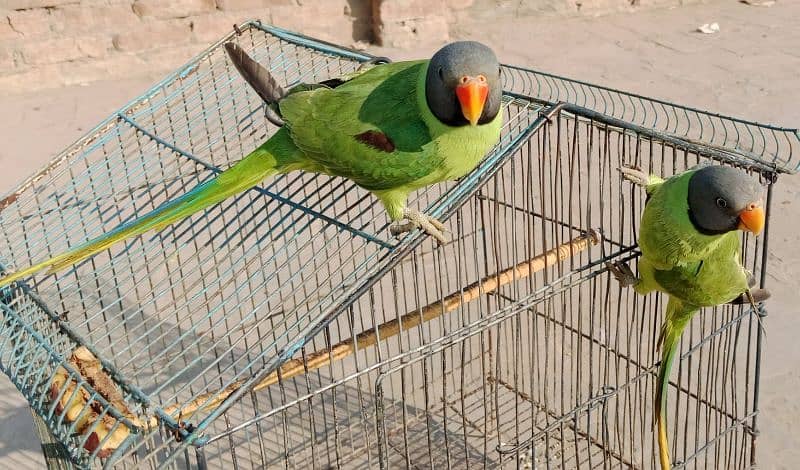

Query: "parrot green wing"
<box><xmin>278</xmin><ymin>61</ymin><xmax>443</xmax><ymax>192</ymax></box>
<box><xmin>639</xmin><ymin>170</ymin><xmax>722</xmax><ymax>270</ymax></box>
<box><xmin>652</xmin><ymin>232</ymin><xmax>749</xmax><ymax>306</ymax></box>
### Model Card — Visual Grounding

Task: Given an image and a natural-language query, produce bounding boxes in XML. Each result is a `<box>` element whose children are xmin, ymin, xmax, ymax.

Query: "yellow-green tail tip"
<box><xmin>0</xmin><ymin>252</ymin><xmax>75</xmax><ymax>288</ymax></box>
<box><xmin>0</xmin><ymin>265</ymin><xmax>44</xmax><ymax>289</ymax></box>
<box><xmin>657</xmin><ymin>414</ymin><xmax>671</xmax><ymax>469</ymax></box>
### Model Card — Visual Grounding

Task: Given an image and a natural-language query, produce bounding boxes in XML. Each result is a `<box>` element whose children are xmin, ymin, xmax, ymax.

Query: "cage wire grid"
<box><xmin>0</xmin><ymin>20</ymin><xmax>795</xmax><ymax>469</ymax></box>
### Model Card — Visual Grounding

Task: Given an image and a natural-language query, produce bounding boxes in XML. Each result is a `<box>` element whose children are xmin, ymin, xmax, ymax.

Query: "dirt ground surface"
<box><xmin>0</xmin><ymin>0</ymin><xmax>797</xmax><ymax>468</ymax></box>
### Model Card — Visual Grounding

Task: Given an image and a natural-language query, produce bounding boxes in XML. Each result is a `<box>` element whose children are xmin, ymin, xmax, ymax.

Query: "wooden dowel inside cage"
<box><xmin>152</xmin><ymin>229</ymin><xmax>601</xmax><ymax>428</ymax></box>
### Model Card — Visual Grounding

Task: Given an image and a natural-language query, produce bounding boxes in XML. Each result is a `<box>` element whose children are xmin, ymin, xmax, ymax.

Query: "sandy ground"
<box><xmin>0</xmin><ymin>0</ymin><xmax>798</xmax><ymax>468</ymax></box>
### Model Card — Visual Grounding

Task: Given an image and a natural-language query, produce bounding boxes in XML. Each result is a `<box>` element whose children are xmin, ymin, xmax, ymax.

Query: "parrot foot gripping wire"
<box><xmin>605</xmin><ymin>260</ymin><xmax>639</xmax><ymax>288</ymax></box>
<box><xmin>389</xmin><ymin>208</ymin><xmax>448</xmax><ymax>245</ymax></box>
<box><xmin>618</xmin><ymin>165</ymin><xmax>651</xmax><ymax>188</ymax></box>
<box><xmin>745</xmin><ymin>289</ymin><xmax>768</xmax><ymax>336</ymax></box>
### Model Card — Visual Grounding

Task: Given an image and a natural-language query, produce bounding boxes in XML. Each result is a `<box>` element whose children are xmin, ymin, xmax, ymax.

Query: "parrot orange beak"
<box><xmin>737</xmin><ymin>203</ymin><xmax>765</xmax><ymax>234</ymax></box>
<box><xmin>456</xmin><ymin>75</ymin><xmax>489</xmax><ymax>126</ymax></box>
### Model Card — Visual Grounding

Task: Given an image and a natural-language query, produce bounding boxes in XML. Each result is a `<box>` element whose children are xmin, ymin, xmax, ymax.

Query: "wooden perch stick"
<box><xmin>151</xmin><ymin>229</ymin><xmax>601</xmax><ymax>429</ymax></box>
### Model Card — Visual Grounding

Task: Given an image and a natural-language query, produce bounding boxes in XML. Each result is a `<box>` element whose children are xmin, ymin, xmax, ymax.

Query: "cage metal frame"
<box><xmin>0</xmin><ymin>20</ymin><xmax>795</xmax><ymax>469</ymax></box>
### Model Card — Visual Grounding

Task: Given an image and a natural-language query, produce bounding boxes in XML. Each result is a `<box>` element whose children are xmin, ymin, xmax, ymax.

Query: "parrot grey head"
<box><xmin>425</xmin><ymin>41</ymin><xmax>502</xmax><ymax>127</ymax></box>
<box><xmin>687</xmin><ymin>165</ymin><xmax>765</xmax><ymax>235</ymax></box>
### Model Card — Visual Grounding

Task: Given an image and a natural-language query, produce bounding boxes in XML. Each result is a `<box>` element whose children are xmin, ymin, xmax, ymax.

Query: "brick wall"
<box><xmin>0</xmin><ymin>0</ymin><xmax>374</xmax><ymax>92</ymax></box>
<box><xmin>0</xmin><ymin>0</ymin><xmax>693</xmax><ymax>93</ymax></box>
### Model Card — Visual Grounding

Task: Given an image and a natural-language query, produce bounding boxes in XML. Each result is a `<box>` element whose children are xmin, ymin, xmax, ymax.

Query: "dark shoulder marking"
<box><xmin>355</xmin><ymin>130</ymin><xmax>395</xmax><ymax>153</ymax></box>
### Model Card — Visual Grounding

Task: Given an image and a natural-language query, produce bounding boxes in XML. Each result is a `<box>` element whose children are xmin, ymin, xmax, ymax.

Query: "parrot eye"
<box><xmin>715</xmin><ymin>197</ymin><xmax>728</xmax><ymax>208</ymax></box>
<box><xmin>437</xmin><ymin>67</ymin><xmax>444</xmax><ymax>80</ymax></box>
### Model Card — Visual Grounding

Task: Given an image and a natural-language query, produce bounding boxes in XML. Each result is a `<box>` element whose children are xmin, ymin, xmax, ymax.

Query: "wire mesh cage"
<box><xmin>0</xmin><ymin>21</ymin><xmax>797</xmax><ymax>469</ymax></box>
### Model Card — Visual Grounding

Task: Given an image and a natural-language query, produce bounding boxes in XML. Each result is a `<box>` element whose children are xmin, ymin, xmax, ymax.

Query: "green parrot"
<box><xmin>0</xmin><ymin>41</ymin><xmax>503</xmax><ymax>288</ymax></box>
<box><xmin>607</xmin><ymin>164</ymin><xmax>769</xmax><ymax>470</ymax></box>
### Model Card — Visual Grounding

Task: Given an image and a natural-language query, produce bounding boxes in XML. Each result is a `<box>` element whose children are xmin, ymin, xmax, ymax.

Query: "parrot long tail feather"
<box><xmin>655</xmin><ymin>297</ymin><xmax>695</xmax><ymax>470</ymax></box>
<box><xmin>0</xmin><ymin>146</ymin><xmax>283</xmax><ymax>289</ymax></box>
<box><xmin>224</xmin><ymin>42</ymin><xmax>285</xmax><ymax>105</ymax></box>
<box><xmin>657</xmin><ymin>413</ymin><xmax>671</xmax><ymax>470</ymax></box>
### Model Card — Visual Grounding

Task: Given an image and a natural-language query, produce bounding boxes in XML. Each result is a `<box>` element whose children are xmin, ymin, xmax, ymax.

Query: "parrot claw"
<box><xmin>728</xmin><ymin>288</ymin><xmax>771</xmax><ymax>305</ymax></box>
<box><xmin>390</xmin><ymin>208</ymin><xmax>448</xmax><ymax>245</ymax></box>
<box><xmin>606</xmin><ymin>260</ymin><xmax>639</xmax><ymax>288</ymax></box>
<box><xmin>618</xmin><ymin>165</ymin><xmax>651</xmax><ymax>188</ymax></box>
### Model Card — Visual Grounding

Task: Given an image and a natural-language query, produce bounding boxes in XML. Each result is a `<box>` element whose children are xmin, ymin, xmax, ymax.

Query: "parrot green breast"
<box><xmin>638</xmin><ymin>169</ymin><xmax>749</xmax><ymax>307</ymax></box>
<box><xmin>275</xmin><ymin>60</ymin><xmax>502</xmax><ymax>194</ymax></box>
